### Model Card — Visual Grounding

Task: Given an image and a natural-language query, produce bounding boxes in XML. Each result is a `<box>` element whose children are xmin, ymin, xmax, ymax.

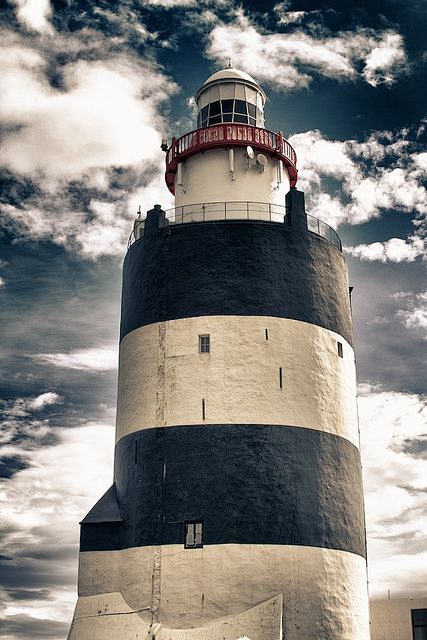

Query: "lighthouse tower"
<box><xmin>68</xmin><ymin>68</ymin><xmax>370</xmax><ymax>640</ymax></box>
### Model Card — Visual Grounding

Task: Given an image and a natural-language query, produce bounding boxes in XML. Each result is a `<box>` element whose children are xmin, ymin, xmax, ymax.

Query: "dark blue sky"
<box><xmin>0</xmin><ymin>0</ymin><xmax>426</xmax><ymax>637</ymax></box>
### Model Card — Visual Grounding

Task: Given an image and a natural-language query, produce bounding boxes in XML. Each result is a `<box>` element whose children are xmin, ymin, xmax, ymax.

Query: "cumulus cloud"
<box><xmin>27</xmin><ymin>392</ymin><xmax>62</xmax><ymax>411</ymax></box>
<box><xmin>0</xmin><ymin>421</ymin><xmax>114</xmax><ymax>636</ymax></box>
<box><xmin>286</xmin><ymin>127</ymin><xmax>426</xmax><ymax>261</ymax></box>
<box><xmin>0</xmin><ymin>50</ymin><xmax>171</xmax><ymax>176</ymax></box>
<box><xmin>206</xmin><ymin>11</ymin><xmax>408</xmax><ymax>89</ymax></box>
<box><xmin>0</xmin><ymin>33</ymin><xmax>176</xmax><ymax>258</ymax></box>
<box><xmin>12</xmin><ymin>0</ymin><xmax>53</xmax><ymax>34</ymax></box>
<box><xmin>0</xmin><ymin>277</ymin><xmax>5</xmax><ymax>287</ymax></box>
<box><xmin>358</xmin><ymin>389</ymin><xmax>427</xmax><ymax>597</ymax></box>
<box><xmin>394</xmin><ymin>291</ymin><xmax>427</xmax><ymax>336</ymax></box>
<box><xmin>33</xmin><ymin>346</ymin><xmax>118</xmax><ymax>371</ymax></box>
<box><xmin>347</xmin><ymin>236</ymin><xmax>425</xmax><ymax>263</ymax></box>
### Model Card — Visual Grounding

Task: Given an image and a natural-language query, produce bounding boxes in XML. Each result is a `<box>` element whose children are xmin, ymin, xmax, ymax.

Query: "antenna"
<box><xmin>227</xmin><ymin>57</ymin><xmax>232</xmax><ymax>69</ymax></box>
<box><xmin>137</xmin><ymin>205</ymin><xmax>141</xmax><ymax>219</ymax></box>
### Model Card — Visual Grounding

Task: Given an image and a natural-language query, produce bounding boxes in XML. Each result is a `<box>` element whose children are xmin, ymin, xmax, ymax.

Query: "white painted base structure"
<box><xmin>69</xmin><ymin>545</ymin><xmax>369</xmax><ymax>640</ymax></box>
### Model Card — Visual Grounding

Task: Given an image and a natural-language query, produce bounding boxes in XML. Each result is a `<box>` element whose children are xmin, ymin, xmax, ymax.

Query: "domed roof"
<box><xmin>196</xmin><ymin>67</ymin><xmax>266</xmax><ymax>101</ymax></box>
<box><xmin>203</xmin><ymin>67</ymin><xmax>261</xmax><ymax>86</ymax></box>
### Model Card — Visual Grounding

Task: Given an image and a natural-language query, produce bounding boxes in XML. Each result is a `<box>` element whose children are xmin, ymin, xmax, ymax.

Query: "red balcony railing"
<box><xmin>165</xmin><ymin>124</ymin><xmax>298</xmax><ymax>195</ymax></box>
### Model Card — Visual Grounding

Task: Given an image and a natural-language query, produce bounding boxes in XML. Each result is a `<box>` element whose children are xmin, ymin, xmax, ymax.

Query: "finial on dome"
<box><xmin>227</xmin><ymin>57</ymin><xmax>232</xmax><ymax>68</ymax></box>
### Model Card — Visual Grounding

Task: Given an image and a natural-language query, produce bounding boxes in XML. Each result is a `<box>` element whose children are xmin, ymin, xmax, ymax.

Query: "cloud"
<box><xmin>27</xmin><ymin>392</ymin><xmax>62</xmax><ymax>411</ymax></box>
<box><xmin>0</xmin><ymin>50</ymin><xmax>171</xmax><ymax>177</ymax></box>
<box><xmin>206</xmin><ymin>11</ymin><xmax>408</xmax><ymax>89</ymax></box>
<box><xmin>2</xmin><ymin>393</ymin><xmax>62</xmax><ymax>420</ymax></box>
<box><xmin>0</xmin><ymin>421</ymin><xmax>114</xmax><ymax>636</ymax></box>
<box><xmin>286</xmin><ymin>127</ymin><xmax>426</xmax><ymax>261</ymax></box>
<box><xmin>394</xmin><ymin>291</ymin><xmax>427</xmax><ymax>336</ymax></box>
<box><xmin>12</xmin><ymin>0</ymin><xmax>53</xmax><ymax>34</ymax></box>
<box><xmin>347</xmin><ymin>236</ymin><xmax>425</xmax><ymax>263</ymax></box>
<box><xmin>0</xmin><ymin>32</ymin><xmax>176</xmax><ymax>258</ymax></box>
<box><xmin>0</xmin><ymin>277</ymin><xmax>5</xmax><ymax>287</ymax></box>
<box><xmin>33</xmin><ymin>347</ymin><xmax>118</xmax><ymax>371</ymax></box>
<box><xmin>358</xmin><ymin>389</ymin><xmax>427</xmax><ymax>597</ymax></box>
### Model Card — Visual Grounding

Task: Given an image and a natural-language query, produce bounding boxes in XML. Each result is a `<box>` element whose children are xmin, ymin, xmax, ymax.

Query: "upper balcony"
<box><xmin>165</xmin><ymin>124</ymin><xmax>298</xmax><ymax>195</ymax></box>
<box><xmin>129</xmin><ymin>201</ymin><xmax>342</xmax><ymax>252</ymax></box>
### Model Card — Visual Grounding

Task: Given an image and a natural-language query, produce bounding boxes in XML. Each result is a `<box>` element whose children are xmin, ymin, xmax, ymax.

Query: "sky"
<box><xmin>0</xmin><ymin>0</ymin><xmax>426</xmax><ymax>638</ymax></box>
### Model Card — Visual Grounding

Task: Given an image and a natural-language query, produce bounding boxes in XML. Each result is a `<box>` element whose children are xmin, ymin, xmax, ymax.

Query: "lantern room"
<box><xmin>195</xmin><ymin>67</ymin><xmax>266</xmax><ymax>129</ymax></box>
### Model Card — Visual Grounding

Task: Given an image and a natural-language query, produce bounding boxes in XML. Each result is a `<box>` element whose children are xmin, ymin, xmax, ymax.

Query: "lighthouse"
<box><xmin>68</xmin><ymin>68</ymin><xmax>370</xmax><ymax>639</ymax></box>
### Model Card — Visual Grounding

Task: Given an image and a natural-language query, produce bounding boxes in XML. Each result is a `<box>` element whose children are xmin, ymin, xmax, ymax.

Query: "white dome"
<box><xmin>196</xmin><ymin>67</ymin><xmax>266</xmax><ymax>101</ymax></box>
<box><xmin>203</xmin><ymin>67</ymin><xmax>260</xmax><ymax>86</ymax></box>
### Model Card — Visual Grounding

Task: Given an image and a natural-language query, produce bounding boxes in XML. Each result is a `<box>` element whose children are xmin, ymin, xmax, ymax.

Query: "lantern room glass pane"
<box><xmin>222</xmin><ymin>99</ymin><xmax>234</xmax><ymax>113</ymax></box>
<box><xmin>209</xmin><ymin>101</ymin><xmax>221</xmax><ymax>116</ymax></box>
<box><xmin>234</xmin><ymin>113</ymin><xmax>248</xmax><ymax>123</ymax></box>
<box><xmin>235</xmin><ymin>99</ymin><xmax>247</xmax><ymax>114</ymax></box>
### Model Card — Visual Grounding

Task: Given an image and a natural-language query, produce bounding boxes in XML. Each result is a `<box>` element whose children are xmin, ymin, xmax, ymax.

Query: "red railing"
<box><xmin>165</xmin><ymin>124</ymin><xmax>298</xmax><ymax>195</ymax></box>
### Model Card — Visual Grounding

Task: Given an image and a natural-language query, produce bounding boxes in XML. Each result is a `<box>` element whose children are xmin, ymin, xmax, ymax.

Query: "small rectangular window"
<box><xmin>265</xmin><ymin>328</ymin><xmax>269</xmax><ymax>340</ymax></box>
<box><xmin>279</xmin><ymin>367</ymin><xmax>283</xmax><ymax>389</ymax></box>
<box><xmin>199</xmin><ymin>334</ymin><xmax>210</xmax><ymax>353</ymax></box>
<box><xmin>185</xmin><ymin>521</ymin><xmax>203</xmax><ymax>548</ymax></box>
<box><xmin>337</xmin><ymin>341</ymin><xmax>343</xmax><ymax>358</ymax></box>
<box><xmin>202</xmin><ymin>398</ymin><xmax>206</xmax><ymax>421</ymax></box>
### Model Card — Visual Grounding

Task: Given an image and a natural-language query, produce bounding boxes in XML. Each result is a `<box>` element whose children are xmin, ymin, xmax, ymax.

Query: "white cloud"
<box><xmin>286</xmin><ymin>128</ymin><xmax>426</xmax><ymax>261</ymax></box>
<box><xmin>347</xmin><ymin>236</ymin><xmax>425</xmax><ymax>263</ymax></box>
<box><xmin>358</xmin><ymin>390</ymin><xmax>427</xmax><ymax>597</ymax></box>
<box><xmin>395</xmin><ymin>291</ymin><xmax>427</xmax><ymax>335</ymax></box>
<box><xmin>27</xmin><ymin>392</ymin><xmax>62</xmax><ymax>411</ymax></box>
<box><xmin>34</xmin><ymin>346</ymin><xmax>118</xmax><ymax>371</ymax></box>
<box><xmin>206</xmin><ymin>12</ymin><xmax>408</xmax><ymax>89</ymax></box>
<box><xmin>12</xmin><ymin>0</ymin><xmax>53</xmax><ymax>34</ymax></box>
<box><xmin>0</xmin><ymin>33</ymin><xmax>177</xmax><ymax>258</ymax></box>
<box><xmin>2</xmin><ymin>393</ymin><xmax>62</xmax><ymax>420</ymax></box>
<box><xmin>0</xmin><ymin>276</ymin><xmax>5</xmax><ymax>287</ymax></box>
<box><xmin>363</xmin><ymin>32</ymin><xmax>408</xmax><ymax>86</ymax></box>
<box><xmin>0</xmin><ymin>421</ymin><xmax>114</xmax><ymax>631</ymax></box>
<box><xmin>0</xmin><ymin>52</ymin><xmax>171</xmax><ymax>176</ymax></box>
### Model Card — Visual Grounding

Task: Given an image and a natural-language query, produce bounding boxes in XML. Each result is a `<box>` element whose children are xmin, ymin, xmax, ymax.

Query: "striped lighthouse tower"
<box><xmin>68</xmin><ymin>68</ymin><xmax>370</xmax><ymax>640</ymax></box>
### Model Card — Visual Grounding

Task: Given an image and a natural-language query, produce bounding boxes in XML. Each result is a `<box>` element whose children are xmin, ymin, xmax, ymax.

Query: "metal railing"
<box><xmin>167</xmin><ymin>201</ymin><xmax>287</xmax><ymax>225</ymax></box>
<box><xmin>128</xmin><ymin>202</ymin><xmax>342</xmax><ymax>252</ymax></box>
<box><xmin>307</xmin><ymin>213</ymin><xmax>342</xmax><ymax>251</ymax></box>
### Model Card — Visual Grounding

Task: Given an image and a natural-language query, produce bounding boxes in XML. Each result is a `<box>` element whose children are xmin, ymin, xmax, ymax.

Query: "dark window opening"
<box><xmin>222</xmin><ymin>99</ymin><xmax>234</xmax><ymax>113</ymax></box>
<box><xmin>208</xmin><ymin>115</ymin><xmax>222</xmax><ymax>125</ymax></box>
<box><xmin>201</xmin><ymin>106</ymin><xmax>209</xmax><ymax>121</ymax></box>
<box><xmin>337</xmin><ymin>341</ymin><xmax>343</xmax><ymax>358</ymax></box>
<box><xmin>235</xmin><ymin>99</ymin><xmax>247</xmax><ymax>114</ymax></box>
<box><xmin>209</xmin><ymin>100</ymin><xmax>221</xmax><ymax>116</ymax></box>
<box><xmin>279</xmin><ymin>367</ymin><xmax>283</xmax><ymax>389</ymax></box>
<box><xmin>185</xmin><ymin>521</ymin><xmax>203</xmax><ymax>548</ymax></box>
<box><xmin>222</xmin><ymin>113</ymin><xmax>233</xmax><ymax>122</ymax></box>
<box><xmin>199</xmin><ymin>334</ymin><xmax>210</xmax><ymax>353</ymax></box>
<box><xmin>233</xmin><ymin>113</ymin><xmax>249</xmax><ymax>124</ymax></box>
<box><xmin>265</xmin><ymin>328</ymin><xmax>269</xmax><ymax>340</ymax></box>
<box><xmin>412</xmin><ymin>609</ymin><xmax>427</xmax><ymax>640</ymax></box>
<box><xmin>248</xmin><ymin>103</ymin><xmax>257</xmax><ymax>117</ymax></box>
<box><xmin>202</xmin><ymin>398</ymin><xmax>206</xmax><ymax>421</ymax></box>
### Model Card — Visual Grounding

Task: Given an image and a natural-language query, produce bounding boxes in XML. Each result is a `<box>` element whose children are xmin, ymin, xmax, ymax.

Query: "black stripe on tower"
<box><xmin>120</xmin><ymin>197</ymin><xmax>353</xmax><ymax>344</ymax></box>
<box><xmin>80</xmin><ymin>424</ymin><xmax>366</xmax><ymax>558</ymax></box>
